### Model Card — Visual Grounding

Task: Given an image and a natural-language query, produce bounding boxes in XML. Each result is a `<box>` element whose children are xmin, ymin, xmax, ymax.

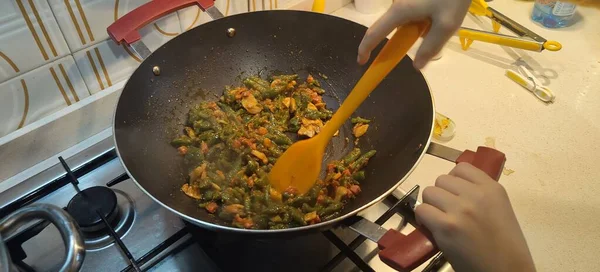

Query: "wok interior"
<box><xmin>115</xmin><ymin>11</ymin><xmax>433</xmax><ymax>232</ymax></box>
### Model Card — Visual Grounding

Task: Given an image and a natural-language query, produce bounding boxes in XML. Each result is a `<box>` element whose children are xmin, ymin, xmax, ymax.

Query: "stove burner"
<box><xmin>82</xmin><ymin>188</ymin><xmax>136</xmax><ymax>251</ymax></box>
<box><xmin>66</xmin><ymin>186</ymin><xmax>118</xmax><ymax>232</ymax></box>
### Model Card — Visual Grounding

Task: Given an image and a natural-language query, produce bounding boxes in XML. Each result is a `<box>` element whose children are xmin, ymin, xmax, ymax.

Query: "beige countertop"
<box><xmin>332</xmin><ymin>1</ymin><xmax>599</xmax><ymax>271</ymax></box>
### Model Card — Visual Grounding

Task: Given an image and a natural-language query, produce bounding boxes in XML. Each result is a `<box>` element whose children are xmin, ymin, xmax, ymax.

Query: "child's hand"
<box><xmin>357</xmin><ymin>0</ymin><xmax>471</xmax><ymax>69</ymax></box>
<box><xmin>416</xmin><ymin>163</ymin><xmax>536</xmax><ymax>272</ymax></box>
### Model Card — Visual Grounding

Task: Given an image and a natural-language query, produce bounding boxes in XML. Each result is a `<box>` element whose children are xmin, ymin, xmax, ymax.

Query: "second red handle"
<box><xmin>377</xmin><ymin>146</ymin><xmax>506</xmax><ymax>271</ymax></box>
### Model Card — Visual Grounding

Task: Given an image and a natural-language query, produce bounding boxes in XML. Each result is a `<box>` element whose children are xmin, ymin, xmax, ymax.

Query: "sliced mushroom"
<box><xmin>181</xmin><ymin>183</ymin><xmax>201</xmax><ymax>199</ymax></box>
<box><xmin>241</xmin><ymin>91</ymin><xmax>262</xmax><ymax>114</ymax></box>
<box><xmin>298</xmin><ymin>118</ymin><xmax>324</xmax><ymax>138</ymax></box>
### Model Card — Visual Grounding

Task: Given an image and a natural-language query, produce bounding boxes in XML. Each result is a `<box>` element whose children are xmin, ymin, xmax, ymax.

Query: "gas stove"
<box><xmin>0</xmin><ymin>133</ymin><xmax>452</xmax><ymax>272</ymax></box>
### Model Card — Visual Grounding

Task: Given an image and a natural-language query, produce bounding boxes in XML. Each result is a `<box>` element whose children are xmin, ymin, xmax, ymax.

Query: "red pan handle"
<box><xmin>377</xmin><ymin>146</ymin><xmax>506</xmax><ymax>271</ymax></box>
<box><xmin>107</xmin><ymin>0</ymin><xmax>215</xmax><ymax>46</ymax></box>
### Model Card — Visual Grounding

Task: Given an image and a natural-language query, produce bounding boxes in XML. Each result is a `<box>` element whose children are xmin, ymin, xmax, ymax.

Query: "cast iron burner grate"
<box><xmin>58</xmin><ymin>157</ymin><xmax>142</xmax><ymax>272</ymax></box>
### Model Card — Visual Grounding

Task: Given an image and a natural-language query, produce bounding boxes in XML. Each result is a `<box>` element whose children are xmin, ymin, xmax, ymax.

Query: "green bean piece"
<box><xmin>183</xmin><ymin>146</ymin><xmax>204</xmax><ymax>167</ymax></box>
<box><xmin>340</xmin><ymin>176</ymin><xmax>354</xmax><ymax>186</ymax></box>
<box><xmin>188</xmin><ymin>105</ymin><xmax>212</xmax><ymax>124</ymax></box>
<box><xmin>293</xmin><ymin>93</ymin><xmax>309</xmax><ymax>109</ymax></box>
<box><xmin>318</xmin><ymin>202</ymin><xmax>343</xmax><ymax>217</ymax></box>
<box><xmin>304</xmin><ymin>110</ymin><xmax>325</xmax><ymax>120</ymax></box>
<box><xmin>309</xmin><ymin>79</ymin><xmax>321</xmax><ymax>88</ymax></box>
<box><xmin>184</xmin><ymin>127</ymin><xmax>197</xmax><ymax>139</ymax></box>
<box><xmin>245</xmin><ymin>159</ymin><xmax>259</xmax><ymax>175</ymax></box>
<box><xmin>218</xmin><ymin>209</ymin><xmax>235</xmax><ymax>221</ymax></box>
<box><xmin>216</xmin><ymin>158</ymin><xmax>233</xmax><ymax>173</ymax></box>
<box><xmin>243</xmin><ymin>77</ymin><xmax>270</xmax><ymax>93</ymax></box>
<box><xmin>288</xmin><ymin>207</ymin><xmax>306</xmax><ymax>225</ymax></box>
<box><xmin>342</xmin><ymin>148</ymin><xmax>361</xmax><ymax>164</ymax></box>
<box><xmin>288</xmin><ymin>116</ymin><xmax>300</xmax><ymax>132</ymax></box>
<box><xmin>352</xmin><ymin>171</ymin><xmax>366</xmax><ymax>181</ymax></box>
<box><xmin>264</xmin><ymin>205</ymin><xmax>285</xmax><ymax>215</ymax></box>
<box><xmin>253</xmin><ymin>215</ymin><xmax>269</xmax><ymax>229</ymax></box>
<box><xmin>243</xmin><ymin>195</ymin><xmax>252</xmax><ymax>212</ymax></box>
<box><xmin>351</xmin><ymin>117</ymin><xmax>371</xmax><ymax>124</ymax></box>
<box><xmin>301</xmin><ymin>203</ymin><xmax>317</xmax><ymax>213</ymax></box>
<box><xmin>271</xmin><ymin>74</ymin><xmax>298</xmax><ymax>82</ymax></box>
<box><xmin>287</xmin><ymin>196</ymin><xmax>311</xmax><ymax>207</ymax></box>
<box><xmin>270</xmin><ymin>224</ymin><xmax>287</xmax><ymax>230</ymax></box>
<box><xmin>350</xmin><ymin>150</ymin><xmax>377</xmax><ymax>170</ymax></box>
<box><xmin>267</xmin><ymin>130</ymin><xmax>292</xmax><ymax>145</ymax></box>
<box><xmin>171</xmin><ymin>136</ymin><xmax>192</xmax><ymax>147</ymax></box>
<box><xmin>194</xmin><ymin>119</ymin><xmax>213</xmax><ymax>132</ymax></box>
<box><xmin>320</xmin><ymin>109</ymin><xmax>333</xmax><ymax>119</ymax></box>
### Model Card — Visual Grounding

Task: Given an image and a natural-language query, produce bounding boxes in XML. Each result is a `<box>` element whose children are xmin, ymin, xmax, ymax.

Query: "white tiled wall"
<box><xmin>0</xmin><ymin>0</ymin><xmax>349</xmax><ymax>139</ymax></box>
<box><xmin>73</xmin><ymin>39</ymin><xmax>139</xmax><ymax>94</ymax></box>
<box><xmin>0</xmin><ymin>0</ymin><xmax>70</xmax><ymax>83</ymax></box>
<box><xmin>0</xmin><ymin>55</ymin><xmax>88</xmax><ymax>138</ymax></box>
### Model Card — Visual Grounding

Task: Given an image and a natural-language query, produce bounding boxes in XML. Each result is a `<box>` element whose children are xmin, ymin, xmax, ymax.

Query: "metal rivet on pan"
<box><xmin>226</xmin><ymin>28</ymin><xmax>236</xmax><ymax>38</ymax></box>
<box><xmin>152</xmin><ymin>66</ymin><xmax>160</xmax><ymax>76</ymax></box>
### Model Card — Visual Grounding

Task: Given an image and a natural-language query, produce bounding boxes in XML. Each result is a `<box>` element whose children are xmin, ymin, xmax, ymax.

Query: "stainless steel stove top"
<box><xmin>0</xmin><ymin>137</ymin><xmax>217</xmax><ymax>271</ymax></box>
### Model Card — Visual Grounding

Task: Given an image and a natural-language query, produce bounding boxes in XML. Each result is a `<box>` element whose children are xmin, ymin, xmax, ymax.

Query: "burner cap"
<box><xmin>66</xmin><ymin>186</ymin><xmax>118</xmax><ymax>232</ymax></box>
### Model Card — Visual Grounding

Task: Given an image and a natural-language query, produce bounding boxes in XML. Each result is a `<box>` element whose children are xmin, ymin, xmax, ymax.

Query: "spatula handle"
<box><xmin>319</xmin><ymin>22</ymin><xmax>429</xmax><ymax>140</ymax></box>
<box><xmin>378</xmin><ymin>146</ymin><xmax>506</xmax><ymax>271</ymax></box>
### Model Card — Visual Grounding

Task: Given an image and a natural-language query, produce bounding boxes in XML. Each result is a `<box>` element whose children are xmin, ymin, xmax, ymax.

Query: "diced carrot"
<box><xmin>327</xmin><ymin>164</ymin><xmax>335</xmax><ymax>173</ymax></box>
<box><xmin>234</xmin><ymin>214</ymin><xmax>254</xmax><ymax>229</ymax></box>
<box><xmin>316</xmin><ymin>194</ymin><xmax>326</xmax><ymax>204</ymax></box>
<box><xmin>200</xmin><ymin>141</ymin><xmax>209</xmax><ymax>154</ymax></box>
<box><xmin>263</xmin><ymin>138</ymin><xmax>273</xmax><ymax>148</ymax></box>
<box><xmin>257</xmin><ymin>127</ymin><xmax>268</xmax><ymax>135</ymax></box>
<box><xmin>207</xmin><ymin>102</ymin><xmax>218</xmax><ymax>110</ymax></box>
<box><xmin>307</xmin><ymin>74</ymin><xmax>314</xmax><ymax>83</ymax></box>
<box><xmin>342</xmin><ymin>169</ymin><xmax>351</xmax><ymax>177</ymax></box>
<box><xmin>350</xmin><ymin>185</ymin><xmax>361</xmax><ymax>195</ymax></box>
<box><xmin>284</xmin><ymin>186</ymin><xmax>299</xmax><ymax>196</ymax></box>
<box><xmin>232</xmin><ymin>139</ymin><xmax>242</xmax><ymax>149</ymax></box>
<box><xmin>177</xmin><ymin>146</ymin><xmax>188</xmax><ymax>155</ymax></box>
<box><xmin>205</xmin><ymin>202</ymin><xmax>218</xmax><ymax>213</ymax></box>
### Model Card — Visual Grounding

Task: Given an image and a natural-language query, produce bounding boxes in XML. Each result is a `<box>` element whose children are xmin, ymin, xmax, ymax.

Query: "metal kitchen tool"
<box><xmin>0</xmin><ymin>204</ymin><xmax>85</xmax><ymax>272</ymax></box>
<box><xmin>506</xmin><ymin>64</ymin><xmax>555</xmax><ymax>103</ymax></box>
<box><xmin>456</xmin><ymin>0</ymin><xmax>562</xmax><ymax>52</ymax></box>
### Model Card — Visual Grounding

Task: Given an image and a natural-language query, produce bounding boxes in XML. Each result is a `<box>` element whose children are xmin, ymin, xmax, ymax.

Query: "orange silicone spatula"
<box><xmin>269</xmin><ymin>21</ymin><xmax>430</xmax><ymax>194</ymax></box>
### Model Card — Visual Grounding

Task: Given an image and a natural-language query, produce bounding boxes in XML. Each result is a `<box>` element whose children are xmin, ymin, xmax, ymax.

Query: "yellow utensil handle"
<box><xmin>319</xmin><ymin>21</ymin><xmax>430</xmax><ymax>139</ymax></box>
<box><xmin>457</xmin><ymin>28</ymin><xmax>548</xmax><ymax>51</ymax></box>
<box><xmin>469</xmin><ymin>0</ymin><xmax>492</xmax><ymax>17</ymax></box>
<box><xmin>312</xmin><ymin>0</ymin><xmax>325</xmax><ymax>12</ymax></box>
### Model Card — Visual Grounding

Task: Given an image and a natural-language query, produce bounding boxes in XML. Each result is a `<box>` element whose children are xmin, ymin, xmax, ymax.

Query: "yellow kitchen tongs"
<box><xmin>457</xmin><ymin>0</ymin><xmax>562</xmax><ymax>52</ymax></box>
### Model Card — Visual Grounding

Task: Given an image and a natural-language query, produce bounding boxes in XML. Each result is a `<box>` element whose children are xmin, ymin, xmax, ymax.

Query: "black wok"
<box><xmin>107</xmin><ymin>1</ymin><xmax>504</xmax><ymax>270</ymax></box>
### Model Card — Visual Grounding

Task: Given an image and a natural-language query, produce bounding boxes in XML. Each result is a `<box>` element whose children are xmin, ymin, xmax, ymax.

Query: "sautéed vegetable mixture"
<box><xmin>171</xmin><ymin>74</ymin><xmax>375</xmax><ymax>229</ymax></box>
